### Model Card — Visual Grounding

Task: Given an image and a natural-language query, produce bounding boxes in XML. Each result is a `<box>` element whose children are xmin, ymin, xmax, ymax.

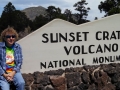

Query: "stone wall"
<box><xmin>11</xmin><ymin>63</ymin><xmax>120</xmax><ymax>90</ymax></box>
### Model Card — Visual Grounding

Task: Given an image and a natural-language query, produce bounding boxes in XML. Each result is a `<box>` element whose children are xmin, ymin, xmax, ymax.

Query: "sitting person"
<box><xmin>0</xmin><ymin>27</ymin><xmax>25</xmax><ymax>90</ymax></box>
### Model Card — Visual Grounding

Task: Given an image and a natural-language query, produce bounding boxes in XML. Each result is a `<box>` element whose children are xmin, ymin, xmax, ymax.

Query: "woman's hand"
<box><xmin>3</xmin><ymin>73</ymin><xmax>13</xmax><ymax>82</ymax></box>
<box><xmin>3</xmin><ymin>71</ymin><xmax>16</xmax><ymax>82</ymax></box>
<box><xmin>8</xmin><ymin>71</ymin><xmax>16</xmax><ymax>80</ymax></box>
<box><xmin>3</xmin><ymin>73</ymin><xmax>9</xmax><ymax>79</ymax></box>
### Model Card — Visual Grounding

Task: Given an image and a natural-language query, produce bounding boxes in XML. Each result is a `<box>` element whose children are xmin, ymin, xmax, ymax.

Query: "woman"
<box><xmin>0</xmin><ymin>27</ymin><xmax>25</xmax><ymax>90</ymax></box>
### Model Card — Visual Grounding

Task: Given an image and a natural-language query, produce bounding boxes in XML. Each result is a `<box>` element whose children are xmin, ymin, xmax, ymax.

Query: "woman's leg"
<box><xmin>0</xmin><ymin>80</ymin><xmax>10</xmax><ymax>90</ymax></box>
<box><xmin>13</xmin><ymin>72</ymin><xmax>25</xmax><ymax>90</ymax></box>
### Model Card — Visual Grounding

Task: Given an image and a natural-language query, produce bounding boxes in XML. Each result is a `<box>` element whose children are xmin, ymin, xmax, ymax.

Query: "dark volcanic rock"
<box><xmin>10</xmin><ymin>63</ymin><xmax>120</xmax><ymax>90</ymax></box>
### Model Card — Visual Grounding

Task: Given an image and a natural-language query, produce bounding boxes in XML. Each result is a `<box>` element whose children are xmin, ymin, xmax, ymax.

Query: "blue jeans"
<box><xmin>0</xmin><ymin>72</ymin><xmax>25</xmax><ymax>90</ymax></box>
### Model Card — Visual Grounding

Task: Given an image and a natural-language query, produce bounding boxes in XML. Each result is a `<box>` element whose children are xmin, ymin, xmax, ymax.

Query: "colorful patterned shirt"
<box><xmin>6</xmin><ymin>47</ymin><xmax>15</xmax><ymax>73</ymax></box>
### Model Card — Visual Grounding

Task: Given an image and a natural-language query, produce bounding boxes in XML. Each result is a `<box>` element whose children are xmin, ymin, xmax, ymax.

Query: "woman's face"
<box><xmin>4</xmin><ymin>32</ymin><xmax>16</xmax><ymax>47</ymax></box>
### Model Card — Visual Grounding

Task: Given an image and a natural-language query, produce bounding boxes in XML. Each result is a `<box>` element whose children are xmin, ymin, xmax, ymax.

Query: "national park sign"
<box><xmin>18</xmin><ymin>14</ymin><xmax>120</xmax><ymax>73</ymax></box>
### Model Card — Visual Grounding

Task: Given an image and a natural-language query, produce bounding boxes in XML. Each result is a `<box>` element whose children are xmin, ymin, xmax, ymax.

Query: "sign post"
<box><xmin>18</xmin><ymin>14</ymin><xmax>120</xmax><ymax>73</ymax></box>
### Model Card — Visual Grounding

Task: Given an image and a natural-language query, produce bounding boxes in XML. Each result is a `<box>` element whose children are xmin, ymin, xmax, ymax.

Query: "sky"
<box><xmin>0</xmin><ymin>0</ymin><xmax>105</xmax><ymax>21</ymax></box>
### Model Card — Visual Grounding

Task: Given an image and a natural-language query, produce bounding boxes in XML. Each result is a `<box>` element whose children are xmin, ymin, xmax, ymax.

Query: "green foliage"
<box><xmin>0</xmin><ymin>2</ymin><xmax>31</xmax><ymax>33</ymax></box>
<box><xmin>98</xmin><ymin>0</ymin><xmax>120</xmax><ymax>16</ymax></box>
<box><xmin>64</xmin><ymin>9</ymin><xmax>72</xmax><ymax>21</ymax></box>
<box><xmin>46</xmin><ymin>6</ymin><xmax>63</xmax><ymax>21</ymax></box>
<box><xmin>3</xmin><ymin>2</ymin><xmax>16</xmax><ymax>13</ymax></box>
<box><xmin>12</xmin><ymin>10</ymin><xmax>31</xmax><ymax>32</ymax></box>
<box><xmin>33</xmin><ymin>15</ymin><xmax>49</xmax><ymax>30</ymax></box>
<box><xmin>73</xmin><ymin>0</ymin><xmax>90</xmax><ymax>24</ymax></box>
<box><xmin>64</xmin><ymin>9</ymin><xmax>76</xmax><ymax>24</ymax></box>
<box><xmin>0</xmin><ymin>1</ymin><xmax>92</xmax><ymax>36</ymax></box>
<box><xmin>0</xmin><ymin>2</ymin><xmax>16</xmax><ymax>32</ymax></box>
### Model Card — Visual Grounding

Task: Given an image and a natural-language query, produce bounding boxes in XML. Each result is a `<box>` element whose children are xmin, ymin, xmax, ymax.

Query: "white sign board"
<box><xmin>18</xmin><ymin>14</ymin><xmax>120</xmax><ymax>73</ymax></box>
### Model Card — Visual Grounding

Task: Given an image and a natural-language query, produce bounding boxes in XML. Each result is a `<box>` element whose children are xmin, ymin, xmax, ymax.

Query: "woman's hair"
<box><xmin>1</xmin><ymin>27</ymin><xmax>18</xmax><ymax>42</ymax></box>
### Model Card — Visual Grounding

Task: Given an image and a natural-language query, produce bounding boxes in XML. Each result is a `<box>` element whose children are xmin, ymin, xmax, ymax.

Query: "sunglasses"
<box><xmin>5</xmin><ymin>35</ymin><xmax>16</xmax><ymax>38</ymax></box>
